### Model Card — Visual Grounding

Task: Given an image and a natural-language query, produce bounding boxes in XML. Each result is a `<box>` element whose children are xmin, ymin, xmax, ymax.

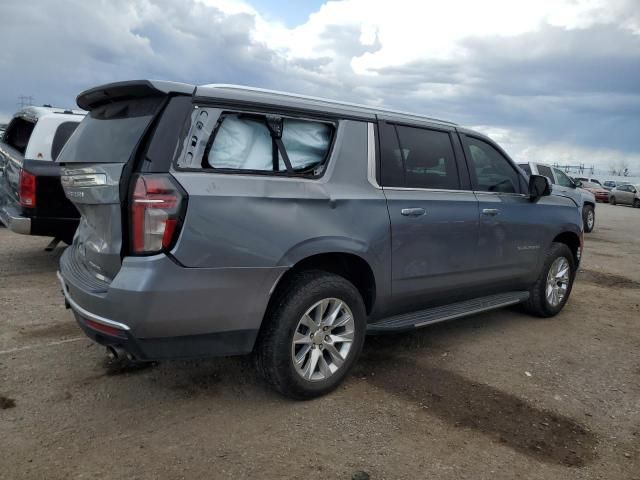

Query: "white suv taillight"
<box><xmin>131</xmin><ymin>174</ymin><xmax>185</xmax><ymax>254</ymax></box>
<box><xmin>19</xmin><ymin>169</ymin><xmax>37</xmax><ymax>207</ymax></box>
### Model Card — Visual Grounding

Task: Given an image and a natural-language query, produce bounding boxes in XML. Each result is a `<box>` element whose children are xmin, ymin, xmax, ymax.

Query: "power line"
<box><xmin>551</xmin><ymin>162</ymin><xmax>595</xmax><ymax>175</ymax></box>
<box><xmin>17</xmin><ymin>95</ymin><xmax>34</xmax><ymax>109</ymax></box>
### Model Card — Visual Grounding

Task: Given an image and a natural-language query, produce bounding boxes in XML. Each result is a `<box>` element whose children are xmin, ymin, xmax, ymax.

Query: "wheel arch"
<box><xmin>269</xmin><ymin>251</ymin><xmax>378</xmax><ymax>316</ymax></box>
<box><xmin>552</xmin><ymin>231</ymin><xmax>582</xmax><ymax>265</ymax></box>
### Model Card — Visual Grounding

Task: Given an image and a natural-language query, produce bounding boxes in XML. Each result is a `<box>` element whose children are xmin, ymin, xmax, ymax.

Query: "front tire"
<box><xmin>582</xmin><ymin>205</ymin><xmax>595</xmax><ymax>233</ymax></box>
<box><xmin>523</xmin><ymin>243</ymin><xmax>576</xmax><ymax>318</ymax></box>
<box><xmin>255</xmin><ymin>271</ymin><xmax>366</xmax><ymax>399</ymax></box>
<box><xmin>634</xmin><ymin>199</ymin><xmax>640</xmax><ymax>208</ymax></box>
<box><xmin>609</xmin><ymin>196</ymin><xmax>616</xmax><ymax>205</ymax></box>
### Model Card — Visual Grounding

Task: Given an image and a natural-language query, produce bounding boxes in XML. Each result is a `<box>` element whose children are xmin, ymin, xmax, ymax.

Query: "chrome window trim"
<box><xmin>384</xmin><ymin>187</ymin><xmax>473</xmax><ymax>194</ymax></box>
<box><xmin>367</xmin><ymin>123</ymin><xmax>382</xmax><ymax>189</ymax></box>
<box><xmin>473</xmin><ymin>191</ymin><xmax>530</xmax><ymax>198</ymax></box>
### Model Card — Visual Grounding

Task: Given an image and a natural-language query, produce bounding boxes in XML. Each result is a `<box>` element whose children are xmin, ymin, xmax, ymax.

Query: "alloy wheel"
<box><xmin>291</xmin><ymin>298</ymin><xmax>355</xmax><ymax>382</ymax></box>
<box><xmin>546</xmin><ymin>257</ymin><xmax>570</xmax><ymax>307</ymax></box>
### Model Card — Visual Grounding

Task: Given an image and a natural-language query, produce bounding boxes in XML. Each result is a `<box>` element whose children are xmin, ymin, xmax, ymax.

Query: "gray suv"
<box><xmin>58</xmin><ymin>81</ymin><xmax>583</xmax><ymax>399</ymax></box>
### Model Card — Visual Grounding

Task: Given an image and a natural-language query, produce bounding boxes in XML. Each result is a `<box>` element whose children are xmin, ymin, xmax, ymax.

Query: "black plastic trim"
<box><xmin>73</xmin><ymin>311</ymin><xmax>258</xmax><ymax>360</ymax></box>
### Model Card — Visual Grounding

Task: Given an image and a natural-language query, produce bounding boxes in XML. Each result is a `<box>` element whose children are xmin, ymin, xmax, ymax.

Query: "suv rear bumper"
<box><xmin>0</xmin><ymin>204</ymin><xmax>78</xmax><ymax>239</ymax></box>
<box><xmin>0</xmin><ymin>205</ymin><xmax>31</xmax><ymax>234</ymax></box>
<box><xmin>58</xmin><ymin>249</ymin><xmax>286</xmax><ymax>360</ymax></box>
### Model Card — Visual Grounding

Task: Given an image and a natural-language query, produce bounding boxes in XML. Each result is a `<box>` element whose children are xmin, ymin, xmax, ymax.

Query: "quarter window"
<box><xmin>51</xmin><ymin>122</ymin><xmax>79</xmax><ymax>161</ymax></box>
<box><xmin>205</xmin><ymin>113</ymin><xmax>333</xmax><ymax>176</ymax></box>
<box><xmin>465</xmin><ymin>136</ymin><xmax>521</xmax><ymax>194</ymax></box>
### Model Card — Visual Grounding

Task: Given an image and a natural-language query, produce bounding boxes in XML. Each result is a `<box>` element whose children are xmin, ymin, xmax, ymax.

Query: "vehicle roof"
<box><xmin>195</xmin><ymin>84</ymin><xmax>458</xmax><ymax>127</ymax></box>
<box><xmin>13</xmin><ymin>106</ymin><xmax>86</xmax><ymax>123</ymax></box>
<box><xmin>77</xmin><ymin>79</ymin><xmax>459</xmax><ymax>128</ymax></box>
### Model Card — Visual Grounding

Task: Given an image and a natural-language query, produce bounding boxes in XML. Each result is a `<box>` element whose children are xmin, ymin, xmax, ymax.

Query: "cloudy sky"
<box><xmin>1</xmin><ymin>0</ymin><xmax>639</xmax><ymax>171</ymax></box>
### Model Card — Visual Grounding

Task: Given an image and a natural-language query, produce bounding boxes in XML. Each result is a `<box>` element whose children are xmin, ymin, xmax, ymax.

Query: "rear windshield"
<box><xmin>3</xmin><ymin>117</ymin><xmax>36</xmax><ymax>154</ymax></box>
<box><xmin>58</xmin><ymin>97</ymin><xmax>161</xmax><ymax>164</ymax></box>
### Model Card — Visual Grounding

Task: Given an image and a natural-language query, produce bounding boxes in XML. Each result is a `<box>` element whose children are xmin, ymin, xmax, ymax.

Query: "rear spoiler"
<box><xmin>76</xmin><ymin>80</ymin><xmax>195</xmax><ymax>111</ymax></box>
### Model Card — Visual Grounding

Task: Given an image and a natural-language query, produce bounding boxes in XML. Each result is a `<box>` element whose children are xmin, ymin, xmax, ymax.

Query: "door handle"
<box><xmin>401</xmin><ymin>207</ymin><xmax>426</xmax><ymax>217</ymax></box>
<box><xmin>482</xmin><ymin>208</ymin><xmax>500</xmax><ymax>216</ymax></box>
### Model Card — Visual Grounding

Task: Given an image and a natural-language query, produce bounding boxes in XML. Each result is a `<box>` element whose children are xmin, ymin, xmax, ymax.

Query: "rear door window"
<box><xmin>3</xmin><ymin>117</ymin><xmax>36</xmax><ymax>154</ymax></box>
<box><xmin>394</xmin><ymin>125</ymin><xmax>460</xmax><ymax>189</ymax></box>
<box><xmin>378</xmin><ymin>122</ymin><xmax>460</xmax><ymax>189</ymax></box>
<box><xmin>464</xmin><ymin>136</ymin><xmax>521</xmax><ymax>194</ymax></box>
<box><xmin>51</xmin><ymin>122</ymin><xmax>79</xmax><ymax>161</ymax></box>
<box><xmin>58</xmin><ymin>97</ymin><xmax>162</xmax><ymax>164</ymax></box>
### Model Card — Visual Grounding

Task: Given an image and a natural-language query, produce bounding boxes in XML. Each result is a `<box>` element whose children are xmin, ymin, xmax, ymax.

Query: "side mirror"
<box><xmin>529</xmin><ymin>174</ymin><xmax>551</xmax><ymax>201</ymax></box>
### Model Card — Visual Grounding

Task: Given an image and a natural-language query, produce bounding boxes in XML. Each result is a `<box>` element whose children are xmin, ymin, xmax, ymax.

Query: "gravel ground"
<box><xmin>1</xmin><ymin>203</ymin><xmax>639</xmax><ymax>479</ymax></box>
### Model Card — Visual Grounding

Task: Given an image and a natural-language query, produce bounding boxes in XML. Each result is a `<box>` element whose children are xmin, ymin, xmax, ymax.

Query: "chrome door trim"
<box><xmin>367</xmin><ymin>123</ymin><xmax>382</xmax><ymax>189</ymax></box>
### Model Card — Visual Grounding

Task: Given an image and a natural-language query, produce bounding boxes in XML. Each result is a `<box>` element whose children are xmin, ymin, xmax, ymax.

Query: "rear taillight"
<box><xmin>131</xmin><ymin>174</ymin><xmax>185</xmax><ymax>254</ymax></box>
<box><xmin>19</xmin><ymin>169</ymin><xmax>37</xmax><ymax>207</ymax></box>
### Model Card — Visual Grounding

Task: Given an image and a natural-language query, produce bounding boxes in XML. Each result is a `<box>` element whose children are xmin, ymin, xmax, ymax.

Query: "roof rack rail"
<box><xmin>201</xmin><ymin>84</ymin><xmax>457</xmax><ymax>126</ymax></box>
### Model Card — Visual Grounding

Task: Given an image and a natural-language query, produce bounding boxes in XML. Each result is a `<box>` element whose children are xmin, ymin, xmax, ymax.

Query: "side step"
<box><xmin>366</xmin><ymin>291</ymin><xmax>530</xmax><ymax>334</ymax></box>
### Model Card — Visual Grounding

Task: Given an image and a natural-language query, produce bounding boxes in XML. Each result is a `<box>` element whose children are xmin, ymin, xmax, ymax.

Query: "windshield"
<box><xmin>582</xmin><ymin>181</ymin><xmax>601</xmax><ymax>189</ymax></box>
<box><xmin>58</xmin><ymin>97</ymin><xmax>161</xmax><ymax>164</ymax></box>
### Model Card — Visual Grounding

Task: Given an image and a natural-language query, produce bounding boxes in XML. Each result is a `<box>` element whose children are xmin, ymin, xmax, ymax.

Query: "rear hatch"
<box><xmin>59</xmin><ymin>81</ymin><xmax>194</xmax><ymax>285</ymax></box>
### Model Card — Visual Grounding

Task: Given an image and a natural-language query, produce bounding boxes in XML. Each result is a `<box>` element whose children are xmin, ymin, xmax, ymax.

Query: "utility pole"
<box><xmin>17</xmin><ymin>95</ymin><xmax>34</xmax><ymax>108</ymax></box>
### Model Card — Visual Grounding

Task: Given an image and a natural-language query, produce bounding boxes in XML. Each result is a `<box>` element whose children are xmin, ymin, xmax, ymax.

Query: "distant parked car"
<box><xmin>576</xmin><ymin>180</ymin><xmax>609</xmax><ymax>203</ymax></box>
<box><xmin>574</xmin><ymin>176</ymin><xmax>603</xmax><ymax>187</ymax></box>
<box><xmin>0</xmin><ymin>106</ymin><xmax>85</xmax><ymax>243</ymax></box>
<box><xmin>609</xmin><ymin>184</ymin><xmax>640</xmax><ymax>208</ymax></box>
<box><xmin>519</xmin><ymin>162</ymin><xmax>597</xmax><ymax>232</ymax></box>
<box><xmin>603</xmin><ymin>180</ymin><xmax>619</xmax><ymax>191</ymax></box>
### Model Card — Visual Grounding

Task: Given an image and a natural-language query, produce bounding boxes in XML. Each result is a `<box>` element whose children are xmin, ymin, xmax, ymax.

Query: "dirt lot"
<box><xmin>1</xmin><ymin>203</ymin><xmax>639</xmax><ymax>480</ymax></box>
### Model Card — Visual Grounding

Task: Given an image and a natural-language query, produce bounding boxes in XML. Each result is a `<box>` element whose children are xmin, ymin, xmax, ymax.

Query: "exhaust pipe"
<box><xmin>106</xmin><ymin>346</ymin><xmax>134</xmax><ymax>361</ymax></box>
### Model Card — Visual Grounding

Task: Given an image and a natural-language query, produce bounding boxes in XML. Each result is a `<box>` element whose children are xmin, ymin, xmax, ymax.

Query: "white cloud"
<box><xmin>201</xmin><ymin>0</ymin><xmax>640</xmax><ymax>73</ymax></box>
<box><xmin>1</xmin><ymin>0</ymin><xmax>639</xmax><ymax>171</ymax></box>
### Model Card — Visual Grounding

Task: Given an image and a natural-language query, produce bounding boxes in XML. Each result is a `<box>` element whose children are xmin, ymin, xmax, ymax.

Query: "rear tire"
<box><xmin>609</xmin><ymin>196</ymin><xmax>616</xmax><ymax>205</ymax></box>
<box><xmin>523</xmin><ymin>243</ymin><xmax>576</xmax><ymax>318</ymax></box>
<box><xmin>255</xmin><ymin>270</ymin><xmax>366</xmax><ymax>399</ymax></box>
<box><xmin>582</xmin><ymin>205</ymin><xmax>595</xmax><ymax>233</ymax></box>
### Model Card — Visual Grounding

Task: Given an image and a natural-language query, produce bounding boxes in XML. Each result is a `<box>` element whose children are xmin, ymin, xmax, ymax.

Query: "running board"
<box><xmin>367</xmin><ymin>291</ymin><xmax>530</xmax><ymax>334</ymax></box>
